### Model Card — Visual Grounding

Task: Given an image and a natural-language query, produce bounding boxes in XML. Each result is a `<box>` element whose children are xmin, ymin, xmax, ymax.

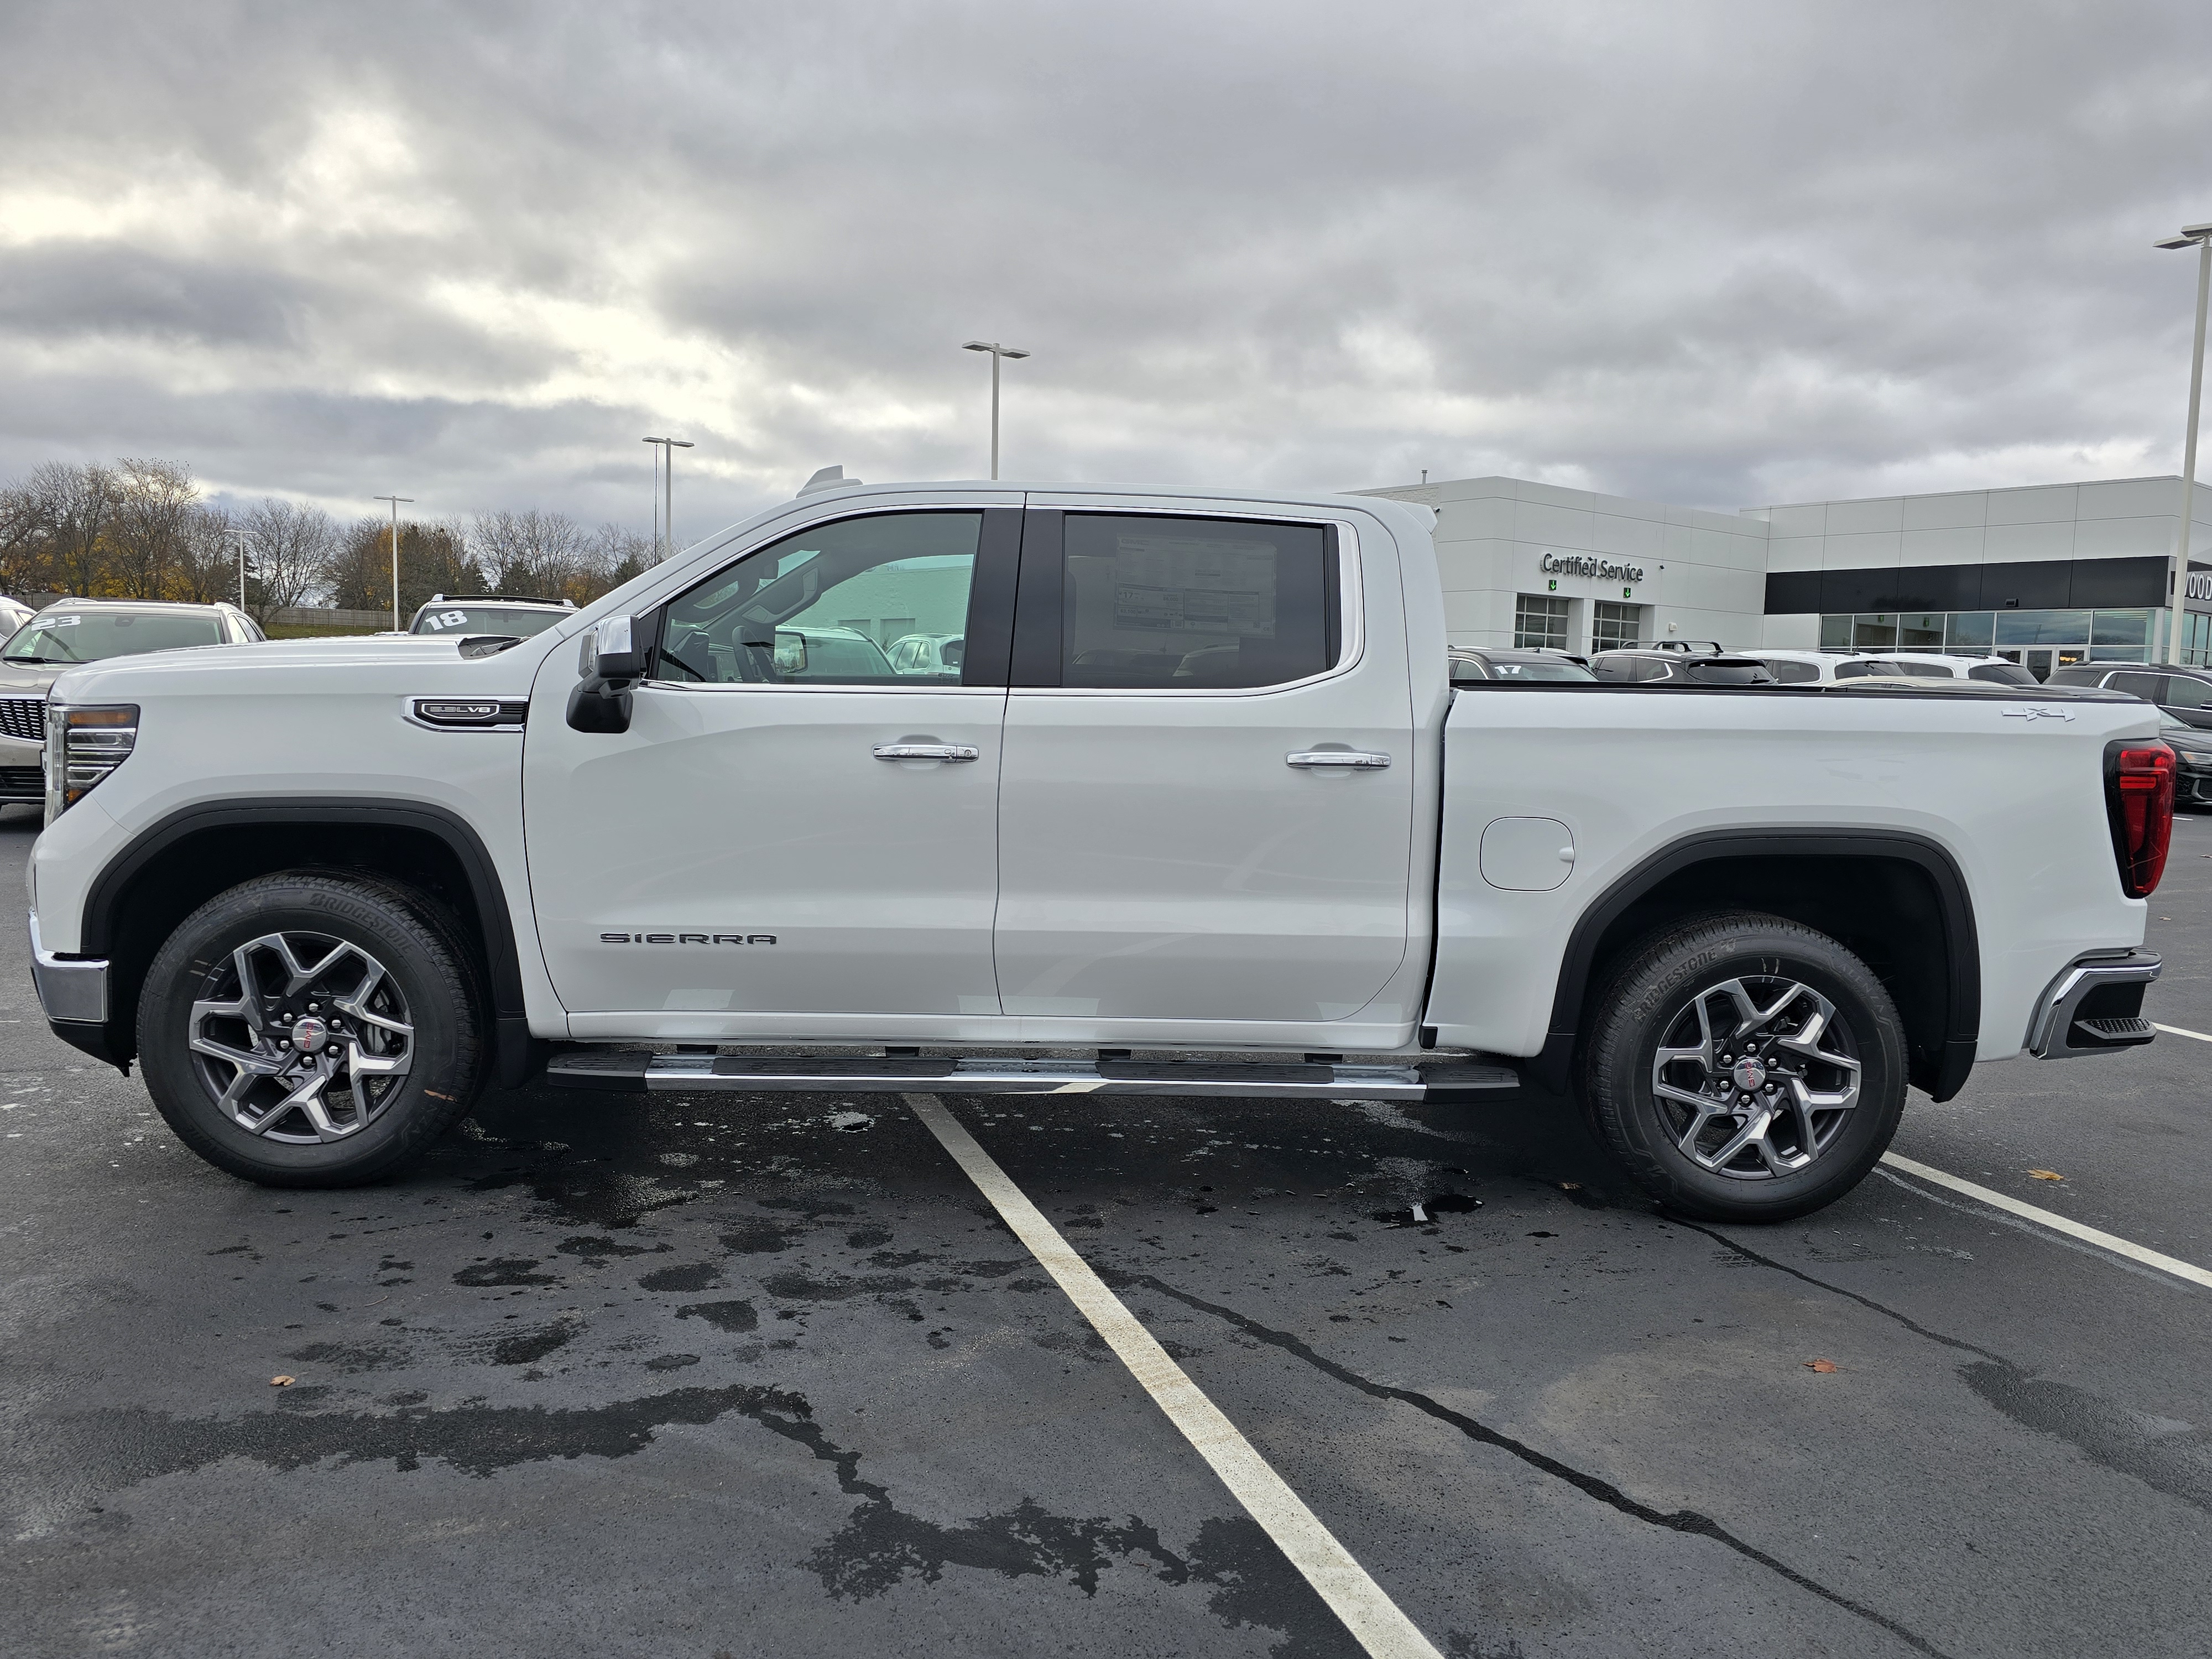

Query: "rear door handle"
<box><xmin>873</xmin><ymin>743</ymin><xmax>979</xmax><ymax>763</ymax></box>
<box><xmin>1286</xmin><ymin>750</ymin><xmax>1391</xmax><ymax>769</ymax></box>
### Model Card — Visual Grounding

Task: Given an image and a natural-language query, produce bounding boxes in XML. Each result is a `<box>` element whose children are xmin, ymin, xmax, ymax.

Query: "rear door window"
<box><xmin>1759</xmin><ymin>658</ymin><xmax>1820</xmax><ymax>684</ymax></box>
<box><xmin>1035</xmin><ymin>514</ymin><xmax>1337</xmax><ymax>690</ymax></box>
<box><xmin>2106</xmin><ymin>671</ymin><xmax>2167</xmax><ymax>701</ymax></box>
<box><xmin>2161</xmin><ymin>675</ymin><xmax>2212</xmax><ymax>709</ymax></box>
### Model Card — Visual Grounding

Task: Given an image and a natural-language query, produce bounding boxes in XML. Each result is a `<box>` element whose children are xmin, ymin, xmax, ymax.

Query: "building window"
<box><xmin>1514</xmin><ymin>594</ymin><xmax>1570</xmax><ymax>650</ymax></box>
<box><xmin>1591</xmin><ymin>601</ymin><xmax>1642</xmax><ymax>653</ymax></box>
<box><xmin>1813</xmin><ymin>608</ymin><xmax>2157</xmax><ymax>664</ymax></box>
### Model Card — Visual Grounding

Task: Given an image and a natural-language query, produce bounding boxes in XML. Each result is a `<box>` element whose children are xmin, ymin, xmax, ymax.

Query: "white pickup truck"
<box><xmin>22</xmin><ymin>481</ymin><xmax>2174</xmax><ymax>1222</ymax></box>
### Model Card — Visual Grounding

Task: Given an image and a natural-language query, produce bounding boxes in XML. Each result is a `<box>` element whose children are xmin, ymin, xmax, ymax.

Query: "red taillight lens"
<box><xmin>2106</xmin><ymin>740</ymin><xmax>2176</xmax><ymax>898</ymax></box>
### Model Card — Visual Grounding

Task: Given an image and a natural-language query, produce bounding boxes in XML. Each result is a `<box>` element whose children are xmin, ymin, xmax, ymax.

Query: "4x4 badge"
<box><xmin>2000</xmin><ymin>706</ymin><xmax>2074</xmax><ymax>722</ymax></box>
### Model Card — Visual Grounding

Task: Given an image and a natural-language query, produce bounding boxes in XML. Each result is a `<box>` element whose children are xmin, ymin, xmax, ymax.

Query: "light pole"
<box><xmin>373</xmin><ymin>495</ymin><xmax>413</xmax><ymax>632</ymax></box>
<box><xmin>642</xmin><ymin>437</ymin><xmax>694</xmax><ymax>562</ymax></box>
<box><xmin>225</xmin><ymin>526</ymin><xmax>247</xmax><ymax>612</ymax></box>
<box><xmin>962</xmin><ymin>340</ymin><xmax>1029</xmax><ymax>480</ymax></box>
<box><xmin>2157</xmin><ymin>222</ymin><xmax>2212</xmax><ymax>665</ymax></box>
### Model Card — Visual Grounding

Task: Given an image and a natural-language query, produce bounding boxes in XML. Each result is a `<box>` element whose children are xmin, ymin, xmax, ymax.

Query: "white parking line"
<box><xmin>1880</xmin><ymin>1152</ymin><xmax>2212</xmax><ymax>1290</ymax></box>
<box><xmin>903</xmin><ymin>1093</ymin><xmax>1443</xmax><ymax>1659</ymax></box>
<box><xmin>2153</xmin><ymin>1021</ymin><xmax>2212</xmax><ymax>1043</ymax></box>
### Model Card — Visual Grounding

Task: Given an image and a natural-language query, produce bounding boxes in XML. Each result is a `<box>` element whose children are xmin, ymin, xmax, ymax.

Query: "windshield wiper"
<box><xmin>2</xmin><ymin>654</ymin><xmax>63</xmax><ymax>665</ymax></box>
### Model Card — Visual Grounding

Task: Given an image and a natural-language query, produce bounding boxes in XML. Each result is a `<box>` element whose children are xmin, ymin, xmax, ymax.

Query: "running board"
<box><xmin>545</xmin><ymin>1050</ymin><xmax>1521</xmax><ymax>1103</ymax></box>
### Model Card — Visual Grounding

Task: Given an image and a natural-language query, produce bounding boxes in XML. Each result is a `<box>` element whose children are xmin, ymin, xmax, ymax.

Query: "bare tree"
<box><xmin>238</xmin><ymin>499</ymin><xmax>340</xmax><ymax>622</ymax></box>
<box><xmin>30</xmin><ymin>461</ymin><xmax>117</xmax><ymax>597</ymax></box>
<box><xmin>328</xmin><ymin>516</ymin><xmax>478</xmax><ymax>618</ymax></box>
<box><xmin>108</xmin><ymin>457</ymin><xmax>200</xmax><ymax>599</ymax></box>
<box><xmin>474</xmin><ymin>508</ymin><xmax>591</xmax><ymax>599</ymax></box>
<box><xmin>581</xmin><ymin>522</ymin><xmax>654</xmax><ymax>603</ymax></box>
<box><xmin>0</xmin><ymin>477</ymin><xmax>53</xmax><ymax>599</ymax></box>
<box><xmin>170</xmin><ymin>504</ymin><xmax>238</xmax><ymax>605</ymax></box>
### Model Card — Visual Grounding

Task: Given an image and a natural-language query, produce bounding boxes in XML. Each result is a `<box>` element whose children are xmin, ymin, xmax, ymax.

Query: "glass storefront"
<box><xmin>1817</xmin><ymin>608</ymin><xmax>2162</xmax><ymax>665</ymax></box>
<box><xmin>1514</xmin><ymin>594</ymin><xmax>1570</xmax><ymax>650</ymax></box>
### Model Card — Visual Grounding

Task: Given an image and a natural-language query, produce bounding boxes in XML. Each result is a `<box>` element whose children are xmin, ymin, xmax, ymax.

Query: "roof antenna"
<box><xmin>799</xmin><ymin>465</ymin><xmax>861</xmax><ymax>497</ymax></box>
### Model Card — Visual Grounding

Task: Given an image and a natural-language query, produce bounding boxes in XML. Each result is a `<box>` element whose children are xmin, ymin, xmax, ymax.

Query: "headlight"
<box><xmin>45</xmin><ymin>703</ymin><xmax>138</xmax><ymax>823</ymax></box>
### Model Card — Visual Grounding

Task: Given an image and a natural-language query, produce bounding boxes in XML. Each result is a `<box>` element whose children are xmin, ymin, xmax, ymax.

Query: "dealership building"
<box><xmin>1360</xmin><ymin>473</ymin><xmax>2212</xmax><ymax>675</ymax></box>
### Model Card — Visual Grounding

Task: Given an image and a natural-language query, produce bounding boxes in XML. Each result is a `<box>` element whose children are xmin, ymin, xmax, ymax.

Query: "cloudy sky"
<box><xmin>3</xmin><ymin>1</ymin><xmax>2210</xmax><ymax>542</ymax></box>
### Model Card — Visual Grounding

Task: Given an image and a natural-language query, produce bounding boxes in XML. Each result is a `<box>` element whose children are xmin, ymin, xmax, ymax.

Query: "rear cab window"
<box><xmin>1014</xmin><ymin>513</ymin><xmax>1339</xmax><ymax>690</ymax></box>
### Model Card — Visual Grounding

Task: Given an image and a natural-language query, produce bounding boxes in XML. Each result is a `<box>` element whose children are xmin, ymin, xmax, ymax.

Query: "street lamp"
<box><xmin>223</xmin><ymin>526</ymin><xmax>247</xmax><ymax>612</ymax></box>
<box><xmin>962</xmin><ymin>341</ymin><xmax>1029</xmax><ymax>481</ymax></box>
<box><xmin>642</xmin><ymin>436</ymin><xmax>694</xmax><ymax>563</ymax></box>
<box><xmin>2157</xmin><ymin>221</ymin><xmax>2212</xmax><ymax>665</ymax></box>
<box><xmin>373</xmin><ymin>494</ymin><xmax>413</xmax><ymax>632</ymax></box>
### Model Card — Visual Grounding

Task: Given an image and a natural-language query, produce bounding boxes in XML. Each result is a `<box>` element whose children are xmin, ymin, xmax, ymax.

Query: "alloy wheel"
<box><xmin>1649</xmin><ymin>974</ymin><xmax>1861</xmax><ymax>1180</ymax></box>
<box><xmin>187</xmin><ymin>931</ymin><xmax>414</xmax><ymax>1143</ymax></box>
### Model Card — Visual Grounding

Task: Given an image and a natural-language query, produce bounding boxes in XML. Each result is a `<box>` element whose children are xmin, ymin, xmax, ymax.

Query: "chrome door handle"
<box><xmin>873</xmin><ymin>743</ymin><xmax>979</xmax><ymax>763</ymax></box>
<box><xmin>1286</xmin><ymin>750</ymin><xmax>1391</xmax><ymax>769</ymax></box>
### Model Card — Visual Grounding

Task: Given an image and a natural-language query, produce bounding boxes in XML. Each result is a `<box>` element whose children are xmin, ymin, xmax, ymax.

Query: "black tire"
<box><xmin>137</xmin><ymin>871</ymin><xmax>486</xmax><ymax>1187</ymax></box>
<box><xmin>1583</xmin><ymin>910</ymin><xmax>1907</xmax><ymax>1223</ymax></box>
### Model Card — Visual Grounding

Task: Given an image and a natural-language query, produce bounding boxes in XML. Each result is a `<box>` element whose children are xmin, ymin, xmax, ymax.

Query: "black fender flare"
<box><xmin>77</xmin><ymin>797</ymin><xmax>543</xmax><ymax>1087</ymax></box>
<box><xmin>1532</xmin><ymin>828</ymin><xmax>1980</xmax><ymax>1101</ymax></box>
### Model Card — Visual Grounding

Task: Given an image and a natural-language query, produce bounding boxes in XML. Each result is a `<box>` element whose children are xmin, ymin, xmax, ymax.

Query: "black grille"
<box><xmin>0</xmin><ymin>765</ymin><xmax>41</xmax><ymax>797</ymax></box>
<box><xmin>0</xmin><ymin>698</ymin><xmax>42</xmax><ymax>744</ymax></box>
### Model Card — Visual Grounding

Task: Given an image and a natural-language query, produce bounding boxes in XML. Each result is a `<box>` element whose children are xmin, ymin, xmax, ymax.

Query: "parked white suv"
<box><xmin>24</xmin><ymin>483</ymin><xmax>2171</xmax><ymax>1223</ymax></box>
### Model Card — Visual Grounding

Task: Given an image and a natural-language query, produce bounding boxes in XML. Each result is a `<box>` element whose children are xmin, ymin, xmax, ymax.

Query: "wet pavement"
<box><xmin>4</xmin><ymin>801</ymin><xmax>2210</xmax><ymax>1658</ymax></box>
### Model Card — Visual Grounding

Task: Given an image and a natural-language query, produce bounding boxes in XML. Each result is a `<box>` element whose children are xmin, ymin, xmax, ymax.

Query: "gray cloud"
<box><xmin>2</xmin><ymin>0</ymin><xmax>2210</xmax><ymax>542</ymax></box>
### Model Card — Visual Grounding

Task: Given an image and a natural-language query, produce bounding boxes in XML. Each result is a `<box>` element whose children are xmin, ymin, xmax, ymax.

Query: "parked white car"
<box><xmin>25</xmin><ymin>482</ymin><xmax>2171</xmax><ymax>1223</ymax></box>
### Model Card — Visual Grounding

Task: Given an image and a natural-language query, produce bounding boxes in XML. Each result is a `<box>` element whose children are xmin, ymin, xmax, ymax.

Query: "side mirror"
<box><xmin>582</xmin><ymin>614</ymin><xmax>645</xmax><ymax>683</ymax></box>
<box><xmin>567</xmin><ymin>614</ymin><xmax>646</xmax><ymax>733</ymax></box>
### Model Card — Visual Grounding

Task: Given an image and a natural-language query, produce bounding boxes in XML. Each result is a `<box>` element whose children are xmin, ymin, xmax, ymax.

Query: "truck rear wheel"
<box><xmin>137</xmin><ymin>872</ymin><xmax>486</xmax><ymax>1187</ymax></box>
<box><xmin>1582</xmin><ymin>910</ymin><xmax>1907</xmax><ymax>1223</ymax></box>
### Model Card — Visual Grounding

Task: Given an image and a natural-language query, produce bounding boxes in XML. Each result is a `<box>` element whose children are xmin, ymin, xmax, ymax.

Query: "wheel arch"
<box><xmin>1535</xmin><ymin>831</ymin><xmax>1980</xmax><ymax>1102</ymax></box>
<box><xmin>74</xmin><ymin>799</ymin><xmax>539</xmax><ymax>1084</ymax></box>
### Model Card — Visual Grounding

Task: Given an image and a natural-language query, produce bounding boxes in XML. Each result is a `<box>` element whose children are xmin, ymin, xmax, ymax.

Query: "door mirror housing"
<box><xmin>568</xmin><ymin>614</ymin><xmax>647</xmax><ymax>733</ymax></box>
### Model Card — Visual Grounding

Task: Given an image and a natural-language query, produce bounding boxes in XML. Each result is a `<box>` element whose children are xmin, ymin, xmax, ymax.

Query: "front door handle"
<box><xmin>1286</xmin><ymin>750</ymin><xmax>1391</xmax><ymax>769</ymax></box>
<box><xmin>873</xmin><ymin>743</ymin><xmax>980</xmax><ymax>763</ymax></box>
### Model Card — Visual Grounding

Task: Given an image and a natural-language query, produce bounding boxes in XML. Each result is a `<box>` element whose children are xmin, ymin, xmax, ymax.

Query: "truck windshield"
<box><xmin>1486</xmin><ymin>658</ymin><xmax>1594</xmax><ymax>681</ymax></box>
<box><xmin>412</xmin><ymin>604</ymin><xmax>566</xmax><ymax>637</ymax></box>
<box><xmin>3</xmin><ymin>611</ymin><xmax>223</xmax><ymax>664</ymax></box>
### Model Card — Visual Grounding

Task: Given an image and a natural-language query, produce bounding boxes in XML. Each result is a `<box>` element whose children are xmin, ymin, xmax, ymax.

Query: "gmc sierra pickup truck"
<box><xmin>22</xmin><ymin>481</ymin><xmax>2173</xmax><ymax>1222</ymax></box>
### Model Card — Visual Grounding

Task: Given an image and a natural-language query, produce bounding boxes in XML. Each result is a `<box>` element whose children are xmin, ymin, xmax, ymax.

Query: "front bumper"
<box><xmin>2026</xmin><ymin>949</ymin><xmax>2161</xmax><ymax>1058</ymax></box>
<box><xmin>28</xmin><ymin>909</ymin><xmax>108</xmax><ymax>1024</ymax></box>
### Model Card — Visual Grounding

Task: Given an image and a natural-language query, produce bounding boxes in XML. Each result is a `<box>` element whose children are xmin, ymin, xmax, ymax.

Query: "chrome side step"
<box><xmin>546</xmin><ymin>1050</ymin><xmax>1521</xmax><ymax>1103</ymax></box>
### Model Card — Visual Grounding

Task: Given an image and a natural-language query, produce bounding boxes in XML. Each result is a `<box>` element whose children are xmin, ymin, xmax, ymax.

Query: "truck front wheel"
<box><xmin>138</xmin><ymin>872</ymin><xmax>486</xmax><ymax>1187</ymax></box>
<box><xmin>1583</xmin><ymin>911</ymin><xmax>1907</xmax><ymax>1223</ymax></box>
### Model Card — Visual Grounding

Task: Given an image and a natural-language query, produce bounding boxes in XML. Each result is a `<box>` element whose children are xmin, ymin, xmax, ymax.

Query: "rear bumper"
<box><xmin>2026</xmin><ymin>949</ymin><xmax>2161</xmax><ymax>1058</ymax></box>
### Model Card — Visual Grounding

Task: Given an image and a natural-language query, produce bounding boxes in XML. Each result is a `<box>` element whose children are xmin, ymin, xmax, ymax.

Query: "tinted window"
<box><xmin>1592</xmin><ymin>655</ymin><xmax>1636</xmax><ymax>682</ymax></box>
<box><xmin>2</xmin><ymin>609</ymin><xmax>223</xmax><ymax>664</ymax></box>
<box><xmin>1635</xmin><ymin>658</ymin><xmax>1674</xmax><ymax>681</ymax></box>
<box><xmin>1832</xmin><ymin>660</ymin><xmax>1889</xmax><ymax>680</ymax></box>
<box><xmin>1683</xmin><ymin>661</ymin><xmax>1774</xmax><ymax>685</ymax></box>
<box><xmin>1757</xmin><ymin>658</ymin><xmax>1820</xmax><ymax>684</ymax></box>
<box><xmin>1968</xmin><ymin>662</ymin><xmax>2037</xmax><ymax>685</ymax></box>
<box><xmin>2105</xmin><ymin>672</ymin><xmax>2166</xmax><ymax>701</ymax></box>
<box><xmin>2163</xmin><ymin>675</ymin><xmax>2212</xmax><ymax>709</ymax></box>
<box><xmin>414</xmin><ymin>604</ymin><xmax>567</xmax><ymax>638</ymax></box>
<box><xmin>1893</xmin><ymin>659</ymin><xmax>1954</xmax><ymax>678</ymax></box>
<box><xmin>2046</xmin><ymin>666</ymin><xmax>2105</xmax><ymax>686</ymax></box>
<box><xmin>1058</xmin><ymin>515</ymin><xmax>1331</xmax><ymax>688</ymax></box>
<box><xmin>657</xmin><ymin>512</ymin><xmax>979</xmax><ymax>686</ymax></box>
<box><xmin>1448</xmin><ymin>655</ymin><xmax>1489</xmax><ymax>681</ymax></box>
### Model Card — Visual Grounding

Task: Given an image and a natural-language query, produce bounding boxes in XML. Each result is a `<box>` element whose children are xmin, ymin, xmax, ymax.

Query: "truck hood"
<box><xmin>46</xmin><ymin>634</ymin><xmax>558</xmax><ymax>706</ymax></box>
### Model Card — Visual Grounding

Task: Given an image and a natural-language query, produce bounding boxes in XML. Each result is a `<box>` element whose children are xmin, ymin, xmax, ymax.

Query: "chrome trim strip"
<box><xmin>28</xmin><ymin>910</ymin><xmax>109</xmax><ymax>1025</ymax></box>
<box><xmin>2026</xmin><ymin>950</ymin><xmax>2161</xmax><ymax>1058</ymax></box>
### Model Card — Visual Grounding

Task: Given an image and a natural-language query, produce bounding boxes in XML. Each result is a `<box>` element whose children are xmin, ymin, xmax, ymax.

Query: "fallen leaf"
<box><xmin>1804</xmin><ymin>1359</ymin><xmax>1839</xmax><ymax>1373</ymax></box>
<box><xmin>2027</xmin><ymin>1170</ymin><xmax>2064</xmax><ymax>1182</ymax></box>
<box><xmin>1558</xmin><ymin>1182</ymin><xmax>1581</xmax><ymax>1192</ymax></box>
<box><xmin>269</xmin><ymin>1375</ymin><xmax>295</xmax><ymax>1387</ymax></box>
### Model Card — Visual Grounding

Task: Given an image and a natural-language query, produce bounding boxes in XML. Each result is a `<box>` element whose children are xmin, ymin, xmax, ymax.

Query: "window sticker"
<box><xmin>1109</xmin><ymin>536</ymin><xmax>1278</xmax><ymax>638</ymax></box>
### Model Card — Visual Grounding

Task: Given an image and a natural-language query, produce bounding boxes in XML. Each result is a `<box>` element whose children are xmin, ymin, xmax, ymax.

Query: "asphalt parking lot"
<box><xmin>4</xmin><ymin>805</ymin><xmax>2210</xmax><ymax>1659</ymax></box>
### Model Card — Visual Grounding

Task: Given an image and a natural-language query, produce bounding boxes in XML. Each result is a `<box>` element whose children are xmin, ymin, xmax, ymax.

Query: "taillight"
<box><xmin>2104</xmin><ymin>740</ymin><xmax>2176</xmax><ymax>898</ymax></box>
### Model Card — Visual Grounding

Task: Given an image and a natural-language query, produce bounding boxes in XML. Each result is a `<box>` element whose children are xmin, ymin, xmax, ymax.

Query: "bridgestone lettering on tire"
<box><xmin>1583</xmin><ymin>910</ymin><xmax>1907</xmax><ymax>1223</ymax></box>
<box><xmin>138</xmin><ymin>872</ymin><xmax>486</xmax><ymax>1187</ymax></box>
